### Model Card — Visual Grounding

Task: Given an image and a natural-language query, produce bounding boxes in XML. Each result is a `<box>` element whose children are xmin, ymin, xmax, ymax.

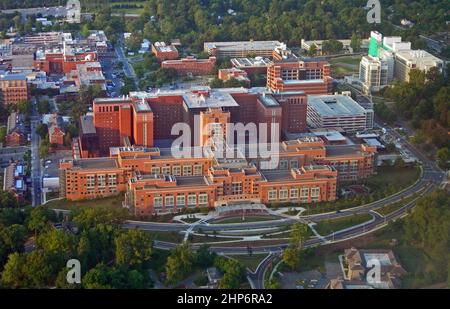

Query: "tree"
<box><xmin>0</xmin><ymin>126</ymin><xmax>6</xmax><ymax>144</ymax></box>
<box><xmin>79</xmin><ymin>84</ymin><xmax>104</xmax><ymax>106</ymax></box>
<box><xmin>72</xmin><ymin>207</ymin><xmax>127</xmax><ymax>231</ymax></box>
<box><xmin>82</xmin><ymin>263</ymin><xmax>113</xmax><ymax>289</ymax></box>
<box><xmin>322</xmin><ymin>40</ymin><xmax>344</xmax><ymax>55</ymax></box>
<box><xmin>114</xmin><ymin>229</ymin><xmax>152</xmax><ymax>268</ymax></box>
<box><xmin>125</xmin><ymin>32</ymin><xmax>143</xmax><ymax>52</ymax></box>
<box><xmin>126</xmin><ymin>269</ymin><xmax>146</xmax><ymax>288</ymax></box>
<box><xmin>15</xmin><ymin>100</ymin><xmax>31</xmax><ymax>117</ymax></box>
<box><xmin>308</xmin><ymin>43</ymin><xmax>317</xmax><ymax>56</ymax></box>
<box><xmin>436</xmin><ymin>148</ymin><xmax>450</xmax><ymax>169</ymax></box>
<box><xmin>26</xmin><ymin>207</ymin><xmax>55</xmax><ymax>237</ymax></box>
<box><xmin>55</xmin><ymin>267</ymin><xmax>81</xmax><ymax>289</ymax></box>
<box><xmin>35</xmin><ymin>229</ymin><xmax>76</xmax><ymax>260</ymax></box>
<box><xmin>37</xmin><ymin>100</ymin><xmax>51</xmax><ymax>114</ymax></box>
<box><xmin>1</xmin><ymin>252</ymin><xmax>26</xmax><ymax>288</ymax></box>
<box><xmin>23</xmin><ymin>16</ymin><xmax>32</xmax><ymax>34</ymax></box>
<box><xmin>0</xmin><ymin>191</ymin><xmax>19</xmax><ymax>208</ymax></box>
<box><xmin>23</xmin><ymin>250</ymin><xmax>61</xmax><ymax>288</ymax></box>
<box><xmin>350</xmin><ymin>33</ymin><xmax>361</xmax><ymax>52</ymax></box>
<box><xmin>282</xmin><ymin>247</ymin><xmax>300</xmax><ymax>270</ymax></box>
<box><xmin>266</xmin><ymin>278</ymin><xmax>281</xmax><ymax>289</ymax></box>
<box><xmin>404</xmin><ymin>190</ymin><xmax>450</xmax><ymax>281</ymax></box>
<box><xmin>12</xmin><ymin>15</ymin><xmax>21</xmax><ymax>32</ymax></box>
<box><xmin>165</xmin><ymin>243</ymin><xmax>193</xmax><ymax>284</ymax></box>
<box><xmin>0</xmin><ymin>224</ymin><xmax>27</xmax><ymax>253</ymax></box>
<box><xmin>0</xmin><ymin>208</ymin><xmax>25</xmax><ymax>226</ymax></box>
<box><xmin>35</xmin><ymin>123</ymin><xmax>48</xmax><ymax>139</ymax></box>
<box><xmin>195</xmin><ymin>245</ymin><xmax>216</xmax><ymax>267</ymax></box>
<box><xmin>215</xmin><ymin>257</ymin><xmax>246</xmax><ymax>289</ymax></box>
<box><xmin>290</xmin><ymin>223</ymin><xmax>309</xmax><ymax>249</ymax></box>
<box><xmin>81</xmin><ymin>24</ymin><xmax>90</xmax><ymax>38</ymax></box>
<box><xmin>39</xmin><ymin>136</ymin><xmax>50</xmax><ymax>159</ymax></box>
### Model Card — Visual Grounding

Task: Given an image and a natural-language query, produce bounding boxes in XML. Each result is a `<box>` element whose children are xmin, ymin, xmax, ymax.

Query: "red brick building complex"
<box><xmin>79</xmin><ymin>89</ymin><xmax>309</xmax><ymax>157</ymax></box>
<box><xmin>0</xmin><ymin>74</ymin><xmax>29</xmax><ymax>105</ymax></box>
<box><xmin>92</xmin><ymin>97</ymin><xmax>154</xmax><ymax>155</ymax></box>
<box><xmin>161</xmin><ymin>56</ymin><xmax>216</xmax><ymax>76</ymax></box>
<box><xmin>267</xmin><ymin>59</ymin><xmax>333</xmax><ymax>94</ymax></box>
<box><xmin>60</xmin><ymin>63</ymin><xmax>377</xmax><ymax>215</ymax></box>
<box><xmin>34</xmin><ymin>46</ymin><xmax>98</xmax><ymax>74</ymax></box>
<box><xmin>152</xmin><ymin>42</ymin><xmax>179</xmax><ymax>62</ymax></box>
<box><xmin>126</xmin><ymin>164</ymin><xmax>337</xmax><ymax>216</ymax></box>
<box><xmin>60</xmin><ymin>137</ymin><xmax>376</xmax><ymax>214</ymax></box>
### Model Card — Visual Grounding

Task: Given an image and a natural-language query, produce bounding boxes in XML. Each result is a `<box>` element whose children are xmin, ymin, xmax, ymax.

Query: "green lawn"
<box><xmin>262</xmin><ymin>231</ymin><xmax>291</xmax><ymax>239</ymax></box>
<box><xmin>366</xmin><ymin>223</ymin><xmax>437</xmax><ymax>288</ymax></box>
<box><xmin>330</xmin><ymin>56</ymin><xmax>362</xmax><ymax>76</ymax></box>
<box><xmin>189</xmin><ymin>234</ymin><xmax>242</xmax><ymax>243</ymax></box>
<box><xmin>365</xmin><ymin>166</ymin><xmax>421</xmax><ymax>194</ymax></box>
<box><xmin>150</xmin><ymin>231</ymin><xmax>184</xmax><ymax>243</ymax></box>
<box><xmin>110</xmin><ymin>1</ymin><xmax>145</xmax><ymax>14</ymax></box>
<box><xmin>376</xmin><ymin>193</ymin><xmax>421</xmax><ymax>216</ymax></box>
<box><xmin>279</xmin><ymin>248</ymin><xmax>331</xmax><ymax>274</ymax></box>
<box><xmin>210</xmin><ymin>216</ymin><xmax>278</xmax><ymax>224</ymax></box>
<box><xmin>231</xmin><ymin>254</ymin><xmax>269</xmax><ymax>272</ymax></box>
<box><xmin>299</xmin><ymin>166</ymin><xmax>421</xmax><ymax>216</ymax></box>
<box><xmin>45</xmin><ymin>195</ymin><xmax>125</xmax><ymax>210</ymax></box>
<box><xmin>330</xmin><ymin>56</ymin><xmax>362</xmax><ymax>66</ymax></box>
<box><xmin>314</xmin><ymin>213</ymin><xmax>373</xmax><ymax>236</ymax></box>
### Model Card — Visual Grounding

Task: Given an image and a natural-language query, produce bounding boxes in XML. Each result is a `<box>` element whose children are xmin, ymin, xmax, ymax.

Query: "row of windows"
<box><xmin>97</xmin><ymin>105</ymin><xmax>120</xmax><ymax>113</ymax></box>
<box><xmin>268</xmin><ymin>187</ymin><xmax>321</xmax><ymax>201</ymax></box>
<box><xmin>152</xmin><ymin>193</ymin><xmax>209</xmax><ymax>207</ymax></box>
<box><xmin>149</xmin><ymin>164</ymin><xmax>204</xmax><ymax>176</ymax></box>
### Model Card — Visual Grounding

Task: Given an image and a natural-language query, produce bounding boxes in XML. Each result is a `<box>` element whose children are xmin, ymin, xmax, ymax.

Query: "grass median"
<box><xmin>314</xmin><ymin>213</ymin><xmax>373</xmax><ymax>236</ymax></box>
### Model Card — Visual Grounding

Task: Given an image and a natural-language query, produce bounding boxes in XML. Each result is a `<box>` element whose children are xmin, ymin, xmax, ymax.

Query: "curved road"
<box><xmin>124</xmin><ymin>116</ymin><xmax>446</xmax><ymax>254</ymax></box>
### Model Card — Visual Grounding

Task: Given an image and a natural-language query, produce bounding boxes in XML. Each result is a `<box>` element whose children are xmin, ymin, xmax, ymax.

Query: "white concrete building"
<box><xmin>307</xmin><ymin>94</ymin><xmax>374</xmax><ymax>133</ymax></box>
<box><xmin>359</xmin><ymin>31</ymin><xmax>444</xmax><ymax>93</ymax></box>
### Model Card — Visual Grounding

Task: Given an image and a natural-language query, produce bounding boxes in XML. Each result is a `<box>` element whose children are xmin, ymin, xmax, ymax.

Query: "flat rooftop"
<box><xmin>72</xmin><ymin>158</ymin><xmax>118</xmax><ymax>169</ymax></box>
<box><xmin>138</xmin><ymin>174</ymin><xmax>208</xmax><ymax>188</ymax></box>
<box><xmin>80</xmin><ymin>115</ymin><xmax>96</xmax><ymax>135</ymax></box>
<box><xmin>283</xmin><ymin>79</ymin><xmax>325</xmax><ymax>85</ymax></box>
<box><xmin>205</xmin><ymin>41</ymin><xmax>282</xmax><ymax>51</ymax></box>
<box><xmin>153</xmin><ymin>42</ymin><xmax>177</xmax><ymax>53</ymax></box>
<box><xmin>231</xmin><ymin>57</ymin><xmax>273</xmax><ymax>67</ymax></box>
<box><xmin>260</xmin><ymin>166</ymin><xmax>333</xmax><ymax>182</ymax></box>
<box><xmin>0</xmin><ymin>73</ymin><xmax>26</xmax><ymax>81</ymax></box>
<box><xmin>395</xmin><ymin>49</ymin><xmax>443</xmax><ymax>67</ymax></box>
<box><xmin>176</xmin><ymin>176</ymin><xmax>208</xmax><ymax>187</ymax></box>
<box><xmin>119</xmin><ymin>146</ymin><xmax>210</xmax><ymax>160</ymax></box>
<box><xmin>132</xmin><ymin>99</ymin><xmax>152</xmax><ymax>112</ymax></box>
<box><xmin>183</xmin><ymin>91</ymin><xmax>239</xmax><ymax>109</ymax></box>
<box><xmin>93</xmin><ymin>97</ymin><xmax>133</xmax><ymax>104</ymax></box>
<box><xmin>325</xmin><ymin>145</ymin><xmax>368</xmax><ymax>158</ymax></box>
<box><xmin>312</xmin><ymin>130</ymin><xmax>346</xmax><ymax>142</ymax></box>
<box><xmin>308</xmin><ymin>95</ymin><xmax>368</xmax><ymax>117</ymax></box>
<box><xmin>258</xmin><ymin>94</ymin><xmax>280</xmax><ymax>108</ymax></box>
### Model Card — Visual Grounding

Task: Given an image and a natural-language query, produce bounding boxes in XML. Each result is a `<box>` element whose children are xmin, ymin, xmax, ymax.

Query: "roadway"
<box><xmin>115</xmin><ymin>35</ymin><xmax>139</xmax><ymax>89</ymax></box>
<box><xmin>30</xmin><ymin>98</ymin><xmax>42</xmax><ymax>207</ymax></box>
<box><xmin>150</xmin><ymin>181</ymin><xmax>436</xmax><ymax>257</ymax></box>
<box><xmin>247</xmin><ymin>254</ymin><xmax>280</xmax><ymax>289</ymax></box>
<box><xmin>124</xmin><ymin>117</ymin><xmax>446</xmax><ymax>252</ymax></box>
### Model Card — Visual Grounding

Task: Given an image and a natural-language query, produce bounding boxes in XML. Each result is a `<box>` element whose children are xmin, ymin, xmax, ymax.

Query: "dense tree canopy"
<box><xmin>382</xmin><ymin>67</ymin><xmax>449</xmax><ymax>151</ymax></box>
<box><xmin>403</xmin><ymin>190</ymin><xmax>450</xmax><ymax>285</ymax></box>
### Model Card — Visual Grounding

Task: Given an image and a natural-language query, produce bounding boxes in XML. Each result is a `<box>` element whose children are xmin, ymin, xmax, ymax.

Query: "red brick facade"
<box><xmin>161</xmin><ymin>56</ymin><xmax>216</xmax><ymax>76</ymax></box>
<box><xmin>267</xmin><ymin>60</ymin><xmax>333</xmax><ymax>94</ymax></box>
<box><xmin>34</xmin><ymin>51</ymin><xmax>98</xmax><ymax>74</ymax></box>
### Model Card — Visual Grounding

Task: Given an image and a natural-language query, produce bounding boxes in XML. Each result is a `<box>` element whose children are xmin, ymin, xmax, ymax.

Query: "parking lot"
<box><xmin>278</xmin><ymin>269</ymin><xmax>329</xmax><ymax>289</ymax></box>
<box><xmin>43</xmin><ymin>150</ymin><xmax>72</xmax><ymax>178</ymax></box>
